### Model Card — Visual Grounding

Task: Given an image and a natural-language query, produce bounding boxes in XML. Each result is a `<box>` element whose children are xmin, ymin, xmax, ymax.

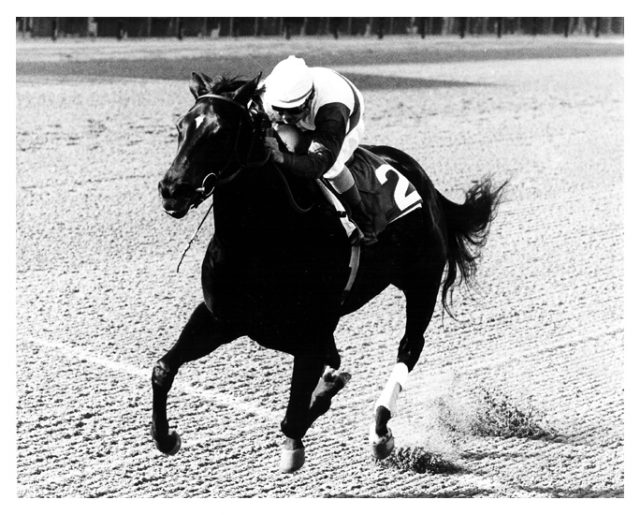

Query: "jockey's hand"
<box><xmin>264</xmin><ymin>136</ymin><xmax>285</xmax><ymax>164</ymax></box>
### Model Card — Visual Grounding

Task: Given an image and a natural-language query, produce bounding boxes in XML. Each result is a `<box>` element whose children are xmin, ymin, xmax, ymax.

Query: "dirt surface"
<box><xmin>16</xmin><ymin>37</ymin><xmax>624</xmax><ymax>497</ymax></box>
<box><xmin>17</xmin><ymin>35</ymin><xmax>623</xmax><ymax>78</ymax></box>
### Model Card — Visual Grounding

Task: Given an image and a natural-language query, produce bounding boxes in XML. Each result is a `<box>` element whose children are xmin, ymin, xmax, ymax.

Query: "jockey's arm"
<box><xmin>277</xmin><ymin>103</ymin><xmax>350</xmax><ymax>179</ymax></box>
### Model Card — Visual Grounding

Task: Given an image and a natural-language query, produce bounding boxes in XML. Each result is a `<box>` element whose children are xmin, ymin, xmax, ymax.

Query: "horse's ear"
<box><xmin>189</xmin><ymin>72</ymin><xmax>214</xmax><ymax>99</ymax></box>
<box><xmin>232</xmin><ymin>73</ymin><xmax>262</xmax><ymax>106</ymax></box>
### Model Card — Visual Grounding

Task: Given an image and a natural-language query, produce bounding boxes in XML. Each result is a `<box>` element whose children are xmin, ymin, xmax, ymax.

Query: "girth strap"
<box><xmin>341</xmin><ymin>244</ymin><xmax>361</xmax><ymax>305</ymax></box>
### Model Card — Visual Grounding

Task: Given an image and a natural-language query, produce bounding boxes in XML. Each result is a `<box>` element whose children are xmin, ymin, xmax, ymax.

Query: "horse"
<box><xmin>153</xmin><ymin>71</ymin><xmax>505</xmax><ymax>473</ymax></box>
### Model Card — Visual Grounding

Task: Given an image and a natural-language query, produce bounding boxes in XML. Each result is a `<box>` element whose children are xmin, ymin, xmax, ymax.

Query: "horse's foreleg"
<box><xmin>151</xmin><ymin>302</ymin><xmax>239</xmax><ymax>455</ymax></box>
<box><xmin>279</xmin><ymin>353</ymin><xmax>325</xmax><ymax>473</ymax></box>
<box><xmin>371</xmin><ymin>262</ymin><xmax>443</xmax><ymax>459</ymax></box>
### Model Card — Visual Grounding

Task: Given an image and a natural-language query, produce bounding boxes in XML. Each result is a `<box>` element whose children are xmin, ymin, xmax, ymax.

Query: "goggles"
<box><xmin>272</xmin><ymin>104</ymin><xmax>307</xmax><ymax>116</ymax></box>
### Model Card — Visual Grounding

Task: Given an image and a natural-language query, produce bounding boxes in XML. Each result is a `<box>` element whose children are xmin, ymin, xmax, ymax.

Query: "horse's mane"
<box><xmin>210</xmin><ymin>75</ymin><xmax>246</xmax><ymax>94</ymax></box>
<box><xmin>211</xmin><ymin>75</ymin><xmax>265</xmax><ymax>103</ymax></box>
<box><xmin>207</xmin><ymin>74</ymin><xmax>268</xmax><ymax>134</ymax></box>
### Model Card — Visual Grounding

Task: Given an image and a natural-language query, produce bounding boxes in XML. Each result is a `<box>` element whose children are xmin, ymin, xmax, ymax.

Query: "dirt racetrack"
<box><xmin>16</xmin><ymin>36</ymin><xmax>624</xmax><ymax>497</ymax></box>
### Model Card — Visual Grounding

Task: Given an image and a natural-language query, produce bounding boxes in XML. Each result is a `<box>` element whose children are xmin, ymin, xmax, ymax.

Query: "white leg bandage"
<box><xmin>375</xmin><ymin>363</ymin><xmax>409</xmax><ymax>417</ymax></box>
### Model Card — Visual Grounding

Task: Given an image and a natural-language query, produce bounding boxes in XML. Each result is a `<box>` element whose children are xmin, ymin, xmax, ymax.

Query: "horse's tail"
<box><xmin>438</xmin><ymin>178</ymin><xmax>507</xmax><ymax>317</ymax></box>
<box><xmin>365</xmin><ymin>144</ymin><xmax>506</xmax><ymax>317</ymax></box>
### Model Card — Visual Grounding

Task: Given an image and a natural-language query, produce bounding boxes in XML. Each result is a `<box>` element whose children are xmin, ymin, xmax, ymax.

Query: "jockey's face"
<box><xmin>273</xmin><ymin>94</ymin><xmax>311</xmax><ymax>125</ymax></box>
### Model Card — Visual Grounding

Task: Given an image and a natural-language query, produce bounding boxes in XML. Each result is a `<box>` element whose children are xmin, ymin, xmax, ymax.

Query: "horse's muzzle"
<box><xmin>158</xmin><ymin>178</ymin><xmax>194</xmax><ymax>219</ymax></box>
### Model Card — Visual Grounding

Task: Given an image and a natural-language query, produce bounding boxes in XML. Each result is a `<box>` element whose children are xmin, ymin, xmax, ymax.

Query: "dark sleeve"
<box><xmin>279</xmin><ymin>102</ymin><xmax>349</xmax><ymax>179</ymax></box>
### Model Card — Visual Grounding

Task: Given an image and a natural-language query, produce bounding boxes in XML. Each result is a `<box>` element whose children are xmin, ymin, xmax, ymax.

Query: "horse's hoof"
<box><xmin>372</xmin><ymin>433</ymin><xmax>394</xmax><ymax>460</ymax></box>
<box><xmin>279</xmin><ymin>442</ymin><xmax>305</xmax><ymax>473</ymax></box>
<box><xmin>369</xmin><ymin>423</ymin><xmax>394</xmax><ymax>460</ymax></box>
<box><xmin>154</xmin><ymin>430</ymin><xmax>182</xmax><ymax>456</ymax></box>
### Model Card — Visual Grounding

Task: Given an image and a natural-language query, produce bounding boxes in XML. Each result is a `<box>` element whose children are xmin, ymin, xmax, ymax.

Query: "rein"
<box><xmin>175</xmin><ymin>201</ymin><xmax>214</xmax><ymax>273</ymax></box>
<box><xmin>271</xmin><ymin>162</ymin><xmax>314</xmax><ymax>215</ymax></box>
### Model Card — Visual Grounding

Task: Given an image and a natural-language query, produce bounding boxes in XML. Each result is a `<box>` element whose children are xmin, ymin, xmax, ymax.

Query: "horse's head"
<box><xmin>158</xmin><ymin>72</ymin><xmax>264</xmax><ymax>218</ymax></box>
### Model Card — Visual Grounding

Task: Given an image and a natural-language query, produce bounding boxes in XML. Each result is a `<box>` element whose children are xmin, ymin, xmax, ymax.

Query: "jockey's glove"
<box><xmin>264</xmin><ymin>136</ymin><xmax>285</xmax><ymax>164</ymax></box>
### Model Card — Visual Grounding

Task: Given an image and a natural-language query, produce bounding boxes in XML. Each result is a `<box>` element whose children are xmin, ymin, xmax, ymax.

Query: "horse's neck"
<box><xmin>212</xmin><ymin>166</ymin><xmax>300</xmax><ymax>247</ymax></box>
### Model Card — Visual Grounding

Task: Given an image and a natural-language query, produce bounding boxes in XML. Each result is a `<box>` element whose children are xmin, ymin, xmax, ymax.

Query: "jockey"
<box><xmin>261</xmin><ymin>55</ymin><xmax>377</xmax><ymax>245</ymax></box>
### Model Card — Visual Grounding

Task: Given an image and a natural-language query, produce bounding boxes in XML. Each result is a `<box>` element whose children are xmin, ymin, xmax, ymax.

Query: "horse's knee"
<box><xmin>152</xmin><ymin>360</ymin><xmax>175</xmax><ymax>391</ymax></box>
<box><xmin>397</xmin><ymin>335</ymin><xmax>424</xmax><ymax>372</ymax></box>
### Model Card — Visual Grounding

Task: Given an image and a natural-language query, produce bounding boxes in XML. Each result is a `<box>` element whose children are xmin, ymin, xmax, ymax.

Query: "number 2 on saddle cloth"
<box><xmin>344</xmin><ymin>147</ymin><xmax>422</xmax><ymax>235</ymax></box>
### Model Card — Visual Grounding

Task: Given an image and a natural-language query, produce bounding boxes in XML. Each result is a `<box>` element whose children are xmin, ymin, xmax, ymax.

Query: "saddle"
<box><xmin>319</xmin><ymin>147</ymin><xmax>423</xmax><ymax>240</ymax></box>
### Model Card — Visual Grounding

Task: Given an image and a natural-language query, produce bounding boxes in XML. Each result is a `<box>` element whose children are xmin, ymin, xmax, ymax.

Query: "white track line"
<box><xmin>24</xmin><ymin>335</ymin><xmax>279</xmax><ymax>423</ymax></box>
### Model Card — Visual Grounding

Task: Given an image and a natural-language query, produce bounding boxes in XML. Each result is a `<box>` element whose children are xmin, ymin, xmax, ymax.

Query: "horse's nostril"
<box><xmin>158</xmin><ymin>179</ymin><xmax>170</xmax><ymax>198</ymax></box>
<box><xmin>159</xmin><ymin>178</ymin><xmax>180</xmax><ymax>199</ymax></box>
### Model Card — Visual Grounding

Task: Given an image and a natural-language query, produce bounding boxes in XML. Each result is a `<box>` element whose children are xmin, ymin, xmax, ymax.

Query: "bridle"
<box><xmin>191</xmin><ymin>93</ymin><xmax>270</xmax><ymax>204</ymax></box>
<box><xmin>190</xmin><ymin>92</ymin><xmax>312</xmax><ymax>216</ymax></box>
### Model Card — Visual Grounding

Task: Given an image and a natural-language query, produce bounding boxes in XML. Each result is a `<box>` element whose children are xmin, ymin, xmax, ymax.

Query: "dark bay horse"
<box><xmin>153</xmin><ymin>72</ymin><xmax>505</xmax><ymax>472</ymax></box>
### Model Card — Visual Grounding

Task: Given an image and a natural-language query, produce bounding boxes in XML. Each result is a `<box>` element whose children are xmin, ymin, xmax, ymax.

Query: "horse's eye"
<box><xmin>176</xmin><ymin>116</ymin><xmax>190</xmax><ymax>145</ymax></box>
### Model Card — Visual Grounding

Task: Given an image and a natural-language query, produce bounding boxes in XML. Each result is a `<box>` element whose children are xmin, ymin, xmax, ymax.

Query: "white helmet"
<box><xmin>264</xmin><ymin>56</ymin><xmax>313</xmax><ymax>109</ymax></box>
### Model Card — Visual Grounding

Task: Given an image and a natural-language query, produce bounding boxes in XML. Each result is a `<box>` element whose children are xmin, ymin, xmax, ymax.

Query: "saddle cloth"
<box><xmin>318</xmin><ymin>147</ymin><xmax>423</xmax><ymax>239</ymax></box>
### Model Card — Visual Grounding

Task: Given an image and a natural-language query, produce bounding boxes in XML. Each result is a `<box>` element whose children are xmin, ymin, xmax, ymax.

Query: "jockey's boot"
<box><xmin>350</xmin><ymin>200</ymin><xmax>378</xmax><ymax>246</ymax></box>
<box><xmin>340</xmin><ymin>185</ymin><xmax>378</xmax><ymax>246</ymax></box>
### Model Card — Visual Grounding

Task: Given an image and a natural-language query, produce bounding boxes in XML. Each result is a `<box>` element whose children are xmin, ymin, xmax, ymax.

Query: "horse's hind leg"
<box><xmin>308</xmin><ymin>335</ymin><xmax>351</xmax><ymax>425</ymax></box>
<box><xmin>151</xmin><ymin>302</ymin><xmax>239</xmax><ymax>455</ymax></box>
<box><xmin>278</xmin><ymin>336</ymin><xmax>350</xmax><ymax>473</ymax></box>
<box><xmin>371</xmin><ymin>260</ymin><xmax>444</xmax><ymax>459</ymax></box>
<box><xmin>324</xmin><ymin>334</ymin><xmax>341</xmax><ymax>371</ymax></box>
